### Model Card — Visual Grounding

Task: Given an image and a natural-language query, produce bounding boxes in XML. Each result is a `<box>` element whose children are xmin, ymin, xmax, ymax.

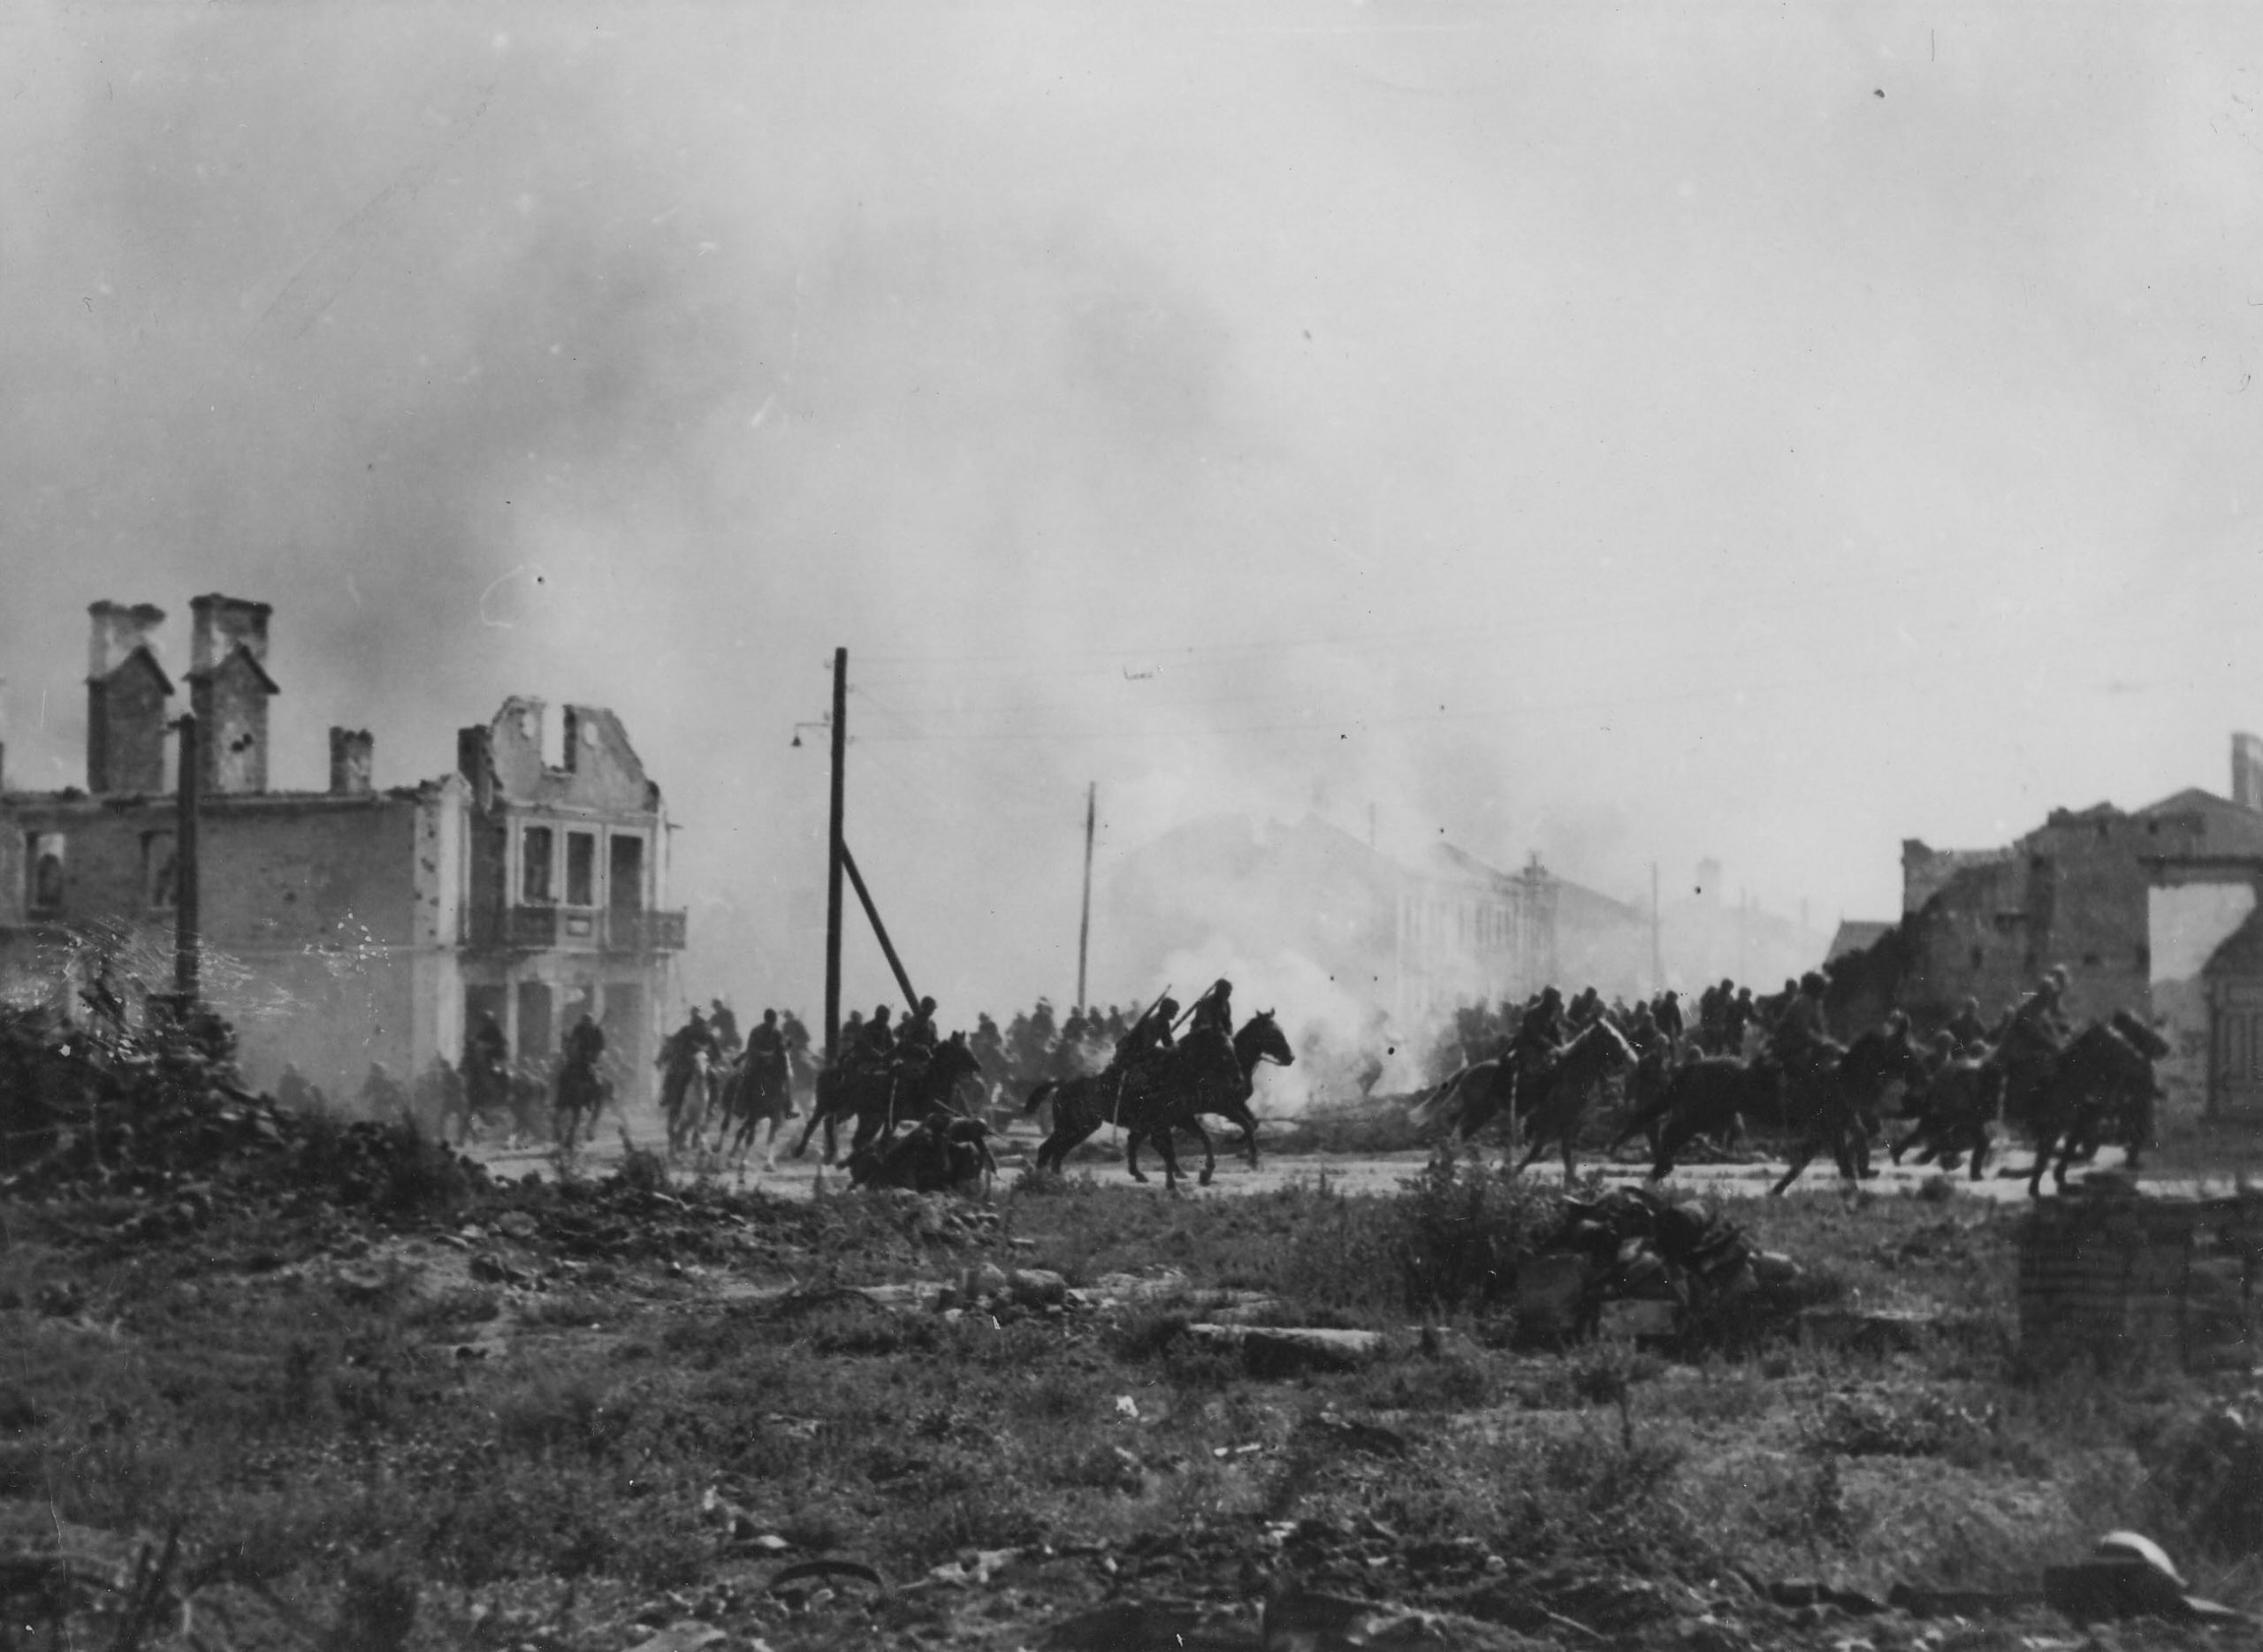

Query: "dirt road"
<box><xmin>470</xmin><ymin>1118</ymin><xmax>2213</xmax><ymax>1203</ymax></box>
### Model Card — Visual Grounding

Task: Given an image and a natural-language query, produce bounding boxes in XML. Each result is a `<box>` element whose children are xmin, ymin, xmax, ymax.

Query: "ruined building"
<box><xmin>0</xmin><ymin>598</ymin><xmax>685</xmax><ymax>1103</ymax></box>
<box><xmin>1898</xmin><ymin>736</ymin><xmax>2263</xmax><ymax>1029</ymax></box>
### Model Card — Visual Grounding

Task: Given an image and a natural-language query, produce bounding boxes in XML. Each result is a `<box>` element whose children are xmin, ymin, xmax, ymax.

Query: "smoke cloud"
<box><xmin>7</xmin><ymin>7</ymin><xmax>2263</xmax><ymax>1030</ymax></box>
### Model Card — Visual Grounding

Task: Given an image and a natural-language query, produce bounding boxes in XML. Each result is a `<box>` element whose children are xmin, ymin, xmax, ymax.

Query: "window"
<box><xmin>566</xmin><ymin>832</ymin><xmax>595</xmax><ymax>906</ymax></box>
<box><xmin>27</xmin><ymin>834</ymin><xmax>64</xmax><ymax>911</ymax></box>
<box><xmin>522</xmin><ymin>826</ymin><xmax>554</xmax><ymax>903</ymax></box>
<box><xmin>143</xmin><ymin>832</ymin><xmax>177</xmax><ymax>910</ymax></box>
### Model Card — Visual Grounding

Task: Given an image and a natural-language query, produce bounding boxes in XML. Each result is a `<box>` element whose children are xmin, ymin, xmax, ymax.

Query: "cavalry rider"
<box><xmin>781</xmin><ymin>1009</ymin><xmax>811</xmax><ymax>1061</ymax></box>
<box><xmin>1767</xmin><ymin>972</ymin><xmax>1834</xmax><ymax>1089</ymax></box>
<box><xmin>899</xmin><ymin>994</ymin><xmax>941</xmax><ymax>1058</ymax></box>
<box><xmin>565</xmin><ymin>1011</ymin><xmax>606</xmax><ymax>1071</ymax></box>
<box><xmin>746</xmin><ymin>1008</ymin><xmax>788</xmax><ymax>1076</ymax></box>
<box><xmin>664</xmin><ymin>1006</ymin><xmax>715</xmax><ymax>1066</ymax></box>
<box><xmin>709</xmin><ymin>999</ymin><xmax>741</xmax><ymax>1059</ymax></box>
<box><xmin>1509</xmin><ymin>985</ymin><xmax>1566</xmax><ymax>1097</ymax></box>
<box><xmin>1116</xmin><ymin>993</ymin><xmax>1179</xmax><ymax>1070</ymax></box>
<box><xmin>1654</xmin><ymin>989</ymin><xmax>1685</xmax><ymax>1046</ymax></box>
<box><xmin>463</xmin><ymin>1011</ymin><xmax>510</xmax><ymax>1108</ymax></box>
<box><xmin>1724</xmin><ymin>987</ymin><xmax>1756</xmax><ymax>1052</ymax></box>
<box><xmin>970</xmin><ymin>1011</ymin><xmax>1005</xmax><ymax>1073</ymax></box>
<box><xmin>853</xmin><ymin>1003</ymin><xmax>896</xmax><ymax>1077</ymax></box>
<box><xmin>1625</xmin><ymin>999</ymin><xmax>1664</xmax><ymax>1059</ymax></box>
<box><xmin>1996</xmin><ymin>967</ymin><xmax>2071</xmax><ymax>1115</ymax></box>
<box><xmin>1188</xmin><ymin>978</ymin><xmax>1234</xmax><ymax>1041</ymax></box>
<box><xmin>744</xmin><ymin>1009</ymin><xmax>792</xmax><ymax>1114</ymax></box>
<box><xmin>1943</xmin><ymin>994</ymin><xmax>1991</xmax><ymax>1055</ymax></box>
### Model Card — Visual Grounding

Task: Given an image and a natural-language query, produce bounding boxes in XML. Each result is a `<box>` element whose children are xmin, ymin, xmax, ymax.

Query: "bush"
<box><xmin>1393</xmin><ymin>1150</ymin><xmax>1559</xmax><ymax>1315</ymax></box>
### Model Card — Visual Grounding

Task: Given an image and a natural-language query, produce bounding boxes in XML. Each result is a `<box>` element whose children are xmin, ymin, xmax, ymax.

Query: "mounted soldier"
<box><xmin>971</xmin><ymin>1011</ymin><xmax>1005</xmax><ymax>1071</ymax></box>
<box><xmin>746</xmin><ymin>1008</ymin><xmax>789</xmax><ymax>1095</ymax></box>
<box><xmin>1766</xmin><ymin>971</ymin><xmax>1832</xmax><ymax>1083</ymax></box>
<box><xmin>1654</xmin><ymin>989</ymin><xmax>1685</xmax><ymax>1046</ymax></box>
<box><xmin>709</xmin><ymin>1000</ymin><xmax>742</xmax><ymax>1059</ymax></box>
<box><xmin>1995</xmin><ymin>968</ymin><xmax>2071</xmax><ymax>1119</ymax></box>
<box><xmin>1188</xmin><ymin>978</ymin><xmax>1234</xmax><ymax>1042</ymax></box>
<box><xmin>900</xmin><ymin>994</ymin><xmax>940</xmax><ymax>1056</ymax></box>
<box><xmin>853</xmin><ymin>1004</ymin><xmax>896</xmax><ymax>1076</ymax></box>
<box><xmin>1510</xmin><ymin>985</ymin><xmax>1566</xmax><ymax>1100</ymax></box>
<box><xmin>1944</xmin><ymin>994</ymin><xmax>1991</xmax><ymax>1054</ymax></box>
<box><xmin>1724</xmin><ymin>987</ymin><xmax>1756</xmax><ymax>1052</ymax></box>
<box><xmin>463</xmin><ymin>1011</ymin><xmax>510</xmax><ymax>1122</ymax></box>
<box><xmin>1116</xmin><ymin>993</ymin><xmax>1177</xmax><ymax>1066</ymax></box>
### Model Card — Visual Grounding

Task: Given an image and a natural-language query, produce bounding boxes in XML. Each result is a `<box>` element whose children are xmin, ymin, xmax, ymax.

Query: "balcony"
<box><xmin>464</xmin><ymin>906</ymin><xmax>687</xmax><ymax>954</ymax></box>
<box><xmin>611</xmin><ymin>909</ymin><xmax>687</xmax><ymax>953</ymax></box>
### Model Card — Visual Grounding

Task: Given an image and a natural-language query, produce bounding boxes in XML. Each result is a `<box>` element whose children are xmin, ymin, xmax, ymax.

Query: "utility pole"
<box><xmin>1076</xmin><ymin>782</ymin><xmax>1095</xmax><ymax>1011</ymax></box>
<box><xmin>825</xmin><ymin>647</ymin><xmax>846</xmax><ymax>1064</ymax></box>
<box><xmin>174</xmin><ymin>712</ymin><xmax>200</xmax><ymax>1004</ymax></box>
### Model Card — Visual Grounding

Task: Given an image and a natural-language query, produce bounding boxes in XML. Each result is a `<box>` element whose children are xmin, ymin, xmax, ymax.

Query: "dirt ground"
<box><xmin>472</xmin><ymin>1111</ymin><xmax>2209</xmax><ymax>1207</ymax></box>
<box><xmin>10</xmin><ymin>1117</ymin><xmax>2263</xmax><ymax>1650</ymax></box>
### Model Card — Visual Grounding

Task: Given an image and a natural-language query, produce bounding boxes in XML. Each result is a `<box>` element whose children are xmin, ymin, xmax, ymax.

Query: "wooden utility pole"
<box><xmin>174</xmin><ymin>712</ymin><xmax>200</xmax><ymax>1003</ymax></box>
<box><xmin>825</xmin><ymin>647</ymin><xmax>846</xmax><ymax>1063</ymax></box>
<box><xmin>1076</xmin><ymin>782</ymin><xmax>1095</xmax><ymax>1011</ymax></box>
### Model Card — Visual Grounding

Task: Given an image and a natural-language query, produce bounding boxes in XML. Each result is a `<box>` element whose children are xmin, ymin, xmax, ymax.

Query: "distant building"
<box><xmin>1098</xmin><ymin>813</ymin><xmax>1558</xmax><ymax>1025</ymax></box>
<box><xmin>0</xmin><ymin>597</ymin><xmax>685</xmax><ymax>1102</ymax></box>
<box><xmin>1095</xmin><ymin>814</ymin><xmax>1825</xmax><ymax>1027</ymax></box>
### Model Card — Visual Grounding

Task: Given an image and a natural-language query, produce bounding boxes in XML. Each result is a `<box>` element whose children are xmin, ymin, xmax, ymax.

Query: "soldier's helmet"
<box><xmin>1800</xmin><ymin>971</ymin><xmax>1826</xmax><ymax>995</ymax></box>
<box><xmin>1210</xmin><ymin>978</ymin><xmax>1232</xmax><ymax>997</ymax></box>
<box><xmin>919</xmin><ymin>995</ymin><xmax>937</xmax><ymax>1015</ymax></box>
<box><xmin>762</xmin><ymin>1009</ymin><xmax>777</xmax><ymax>1024</ymax></box>
<box><xmin>1158</xmin><ymin>997</ymin><xmax>1180</xmax><ymax>1018</ymax></box>
<box><xmin>1541</xmin><ymin>986</ymin><xmax>1563</xmax><ymax>1004</ymax></box>
<box><xmin>873</xmin><ymin>1004</ymin><xmax>892</xmax><ymax>1023</ymax></box>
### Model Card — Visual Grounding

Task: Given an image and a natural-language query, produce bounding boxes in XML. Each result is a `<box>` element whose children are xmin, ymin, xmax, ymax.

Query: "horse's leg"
<box><xmin>1190</xmin><ymin>1118</ymin><xmax>1217</xmax><ymax>1187</ymax></box>
<box><xmin>1124</xmin><ymin>1129</ymin><xmax>1148</xmax><ymax>1184</ymax></box>
<box><xmin>1154</xmin><ymin>1125</ymin><xmax>1184</xmax><ymax>1193</ymax></box>
<box><xmin>2025</xmin><ymin>1126</ymin><xmax>2057</xmax><ymax>1198</ymax></box>
<box><xmin>1771</xmin><ymin>1129</ymin><xmax>1824</xmax><ymax>1197</ymax></box>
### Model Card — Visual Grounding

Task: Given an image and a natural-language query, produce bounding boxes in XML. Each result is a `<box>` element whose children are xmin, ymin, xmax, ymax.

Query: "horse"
<box><xmin>1619</xmin><ymin>1052</ymin><xmax>1783</xmax><ymax>1182</ymax></box>
<box><xmin>1424</xmin><ymin>1022</ymin><xmax>1634</xmax><ymax>1171</ymax></box>
<box><xmin>554</xmin><ymin>1054</ymin><xmax>610</xmax><ymax>1150</ymax></box>
<box><xmin>662</xmin><ymin>1046</ymin><xmax>717</xmax><ymax>1154</ymax></box>
<box><xmin>1889</xmin><ymin>1055</ymin><xmax>2001</xmax><ymax>1180</ymax></box>
<box><xmin>794</xmin><ymin>1037</ymin><xmax>986</xmax><ymax>1164</ymax></box>
<box><xmin>1124</xmin><ymin>1011</ymin><xmax>1298</xmax><ymax>1186</ymax></box>
<box><xmin>1767</xmin><ymin>1026</ymin><xmax>1932</xmax><ymax>1196</ymax></box>
<box><xmin>713</xmin><ymin>1046</ymin><xmax>795</xmax><ymax>1169</ymax></box>
<box><xmin>2005</xmin><ymin>1013</ymin><xmax>2170</xmax><ymax>1197</ymax></box>
<box><xmin>505</xmin><ymin>1061</ymin><xmax>552</xmax><ymax>1146</ymax></box>
<box><xmin>848</xmin><ymin>1112</ymin><xmax>998</xmax><ymax>1194</ymax></box>
<box><xmin>1027</xmin><ymin>1039</ymin><xmax>1214</xmax><ymax>1192</ymax></box>
<box><xmin>1507</xmin><ymin>1020</ymin><xmax>1638</xmax><ymax>1179</ymax></box>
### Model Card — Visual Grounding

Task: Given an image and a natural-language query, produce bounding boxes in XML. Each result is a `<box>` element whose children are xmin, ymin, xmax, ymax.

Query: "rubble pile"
<box><xmin>0</xmin><ymin>1001</ymin><xmax>489</xmax><ymax>1223</ymax></box>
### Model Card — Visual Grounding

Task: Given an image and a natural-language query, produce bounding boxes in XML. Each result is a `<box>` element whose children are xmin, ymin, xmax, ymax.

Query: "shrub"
<box><xmin>1392</xmin><ymin>1150</ymin><xmax>1558</xmax><ymax>1315</ymax></box>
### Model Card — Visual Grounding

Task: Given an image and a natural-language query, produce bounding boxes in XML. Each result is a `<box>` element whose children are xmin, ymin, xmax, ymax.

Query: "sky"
<box><xmin>6</xmin><ymin>3</ymin><xmax>2263</xmax><ymax>1022</ymax></box>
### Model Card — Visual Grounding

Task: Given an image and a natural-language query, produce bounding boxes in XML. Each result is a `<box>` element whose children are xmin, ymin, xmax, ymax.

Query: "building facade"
<box><xmin>0</xmin><ymin>597</ymin><xmax>685</xmax><ymax>1105</ymax></box>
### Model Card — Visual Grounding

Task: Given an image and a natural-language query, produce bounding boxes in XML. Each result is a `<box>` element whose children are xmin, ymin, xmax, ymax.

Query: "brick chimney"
<box><xmin>329</xmin><ymin>727</ymin><xmax>374</xmax><ymax>796</ymax></box>
<box><xmin>187</xmin><ymin>595</ymin><xmax>278</xmax><ymax>795</ymax></box>
<box><xmin>2235</xmin><ymin>732</ymin><xmax>2263</xmax><ymax>812</ymax></box>
<box><xmin>85</xmin><ymin>601</ymin><xmax>173</xmax><ymax>794</ymax></box>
